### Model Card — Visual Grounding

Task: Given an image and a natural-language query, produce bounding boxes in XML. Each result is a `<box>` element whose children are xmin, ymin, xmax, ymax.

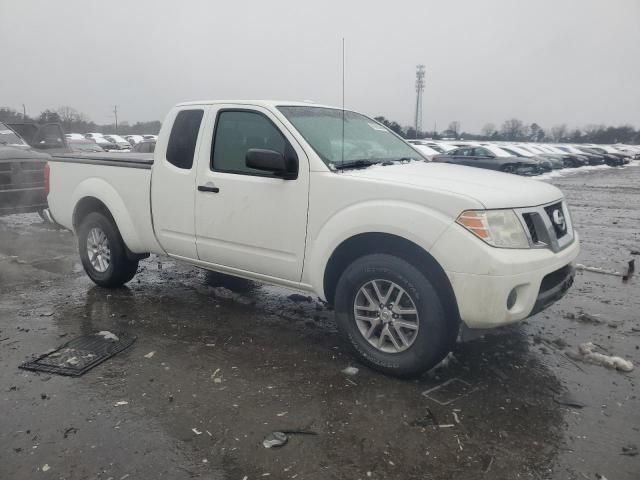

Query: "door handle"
<box><xmin>198</xmin><ymin>185</ymin><xmax>220</xmax><ymax>193</ymax></box>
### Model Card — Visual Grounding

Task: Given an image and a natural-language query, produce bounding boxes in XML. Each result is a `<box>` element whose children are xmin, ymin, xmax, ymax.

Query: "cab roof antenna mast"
<box><xmin>341</xmin><ymin>37</ymin><xmax>345</xmax><ymax>164</ymax></box>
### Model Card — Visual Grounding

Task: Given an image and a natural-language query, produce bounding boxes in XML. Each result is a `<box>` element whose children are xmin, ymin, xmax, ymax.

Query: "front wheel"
<box><xmin>334</xmin><ymin>254</ymin><xmax>458</xmax><ymax>377</ymax></box>
<box><xmin>501</xmin><ymin>164</ymin><xmax>516</xmax><ymax>174</ymax></box>
<box><xmin>78</xmin><ymin>212</ymin><xmax>139</xmax><ymax>288</ymax></box>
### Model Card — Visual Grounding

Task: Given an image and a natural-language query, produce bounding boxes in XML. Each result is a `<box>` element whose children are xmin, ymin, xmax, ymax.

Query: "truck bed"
<box><xmin>48</xmin><ymin>152</ymin><xmax>161</xmax><ymax>254</ymax></box>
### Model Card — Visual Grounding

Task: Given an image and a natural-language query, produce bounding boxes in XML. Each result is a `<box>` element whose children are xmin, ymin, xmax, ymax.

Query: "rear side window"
<box><xmin>211</xmin><ymin>110</ymin><xmax>290</xmax><ymax>176</ymax></box>
<box><xmin>166</xmin><ymin>109</ymin><xmax>204</xmax><ymax>169</ymax></box>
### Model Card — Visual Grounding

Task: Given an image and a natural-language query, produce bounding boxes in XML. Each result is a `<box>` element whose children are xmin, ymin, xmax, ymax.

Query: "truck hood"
<box><xmin>341</xmin><ymin>161</ymin><xmax>563</xmax><ymax>209</ymax></box>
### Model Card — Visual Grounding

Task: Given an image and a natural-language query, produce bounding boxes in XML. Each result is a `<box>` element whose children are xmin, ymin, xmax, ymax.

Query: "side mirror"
<box><xmin>246</xmin><ymin>149</ymin><xmax>296</xmax><ymax>179</ymax></box>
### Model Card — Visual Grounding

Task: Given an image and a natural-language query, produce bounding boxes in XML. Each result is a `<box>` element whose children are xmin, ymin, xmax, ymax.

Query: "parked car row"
<box><xmin>407</xmin><ymin>139</ymin><xmax>636</xmax><ymax>176</ymax></box>
<box><xmin>64</xmin><ymin>132</ymin><xmax>158</xmax><ymax>151</ymax></box>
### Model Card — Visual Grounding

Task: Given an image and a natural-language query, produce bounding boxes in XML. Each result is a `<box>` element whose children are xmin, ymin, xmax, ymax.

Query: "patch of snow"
<box><xmin>97</xmin><ymin>331</ymin><xmax>119</xmax><ymax>341</ymax></box>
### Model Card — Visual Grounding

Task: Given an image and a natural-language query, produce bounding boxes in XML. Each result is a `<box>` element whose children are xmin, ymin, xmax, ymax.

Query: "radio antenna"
<box><xmin>341</xmin><ymin>37</ymin><xmax>345</xmax><ymax>164</ymax></box>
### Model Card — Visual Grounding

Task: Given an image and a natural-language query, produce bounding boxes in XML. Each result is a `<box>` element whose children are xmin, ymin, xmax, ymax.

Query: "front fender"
<box><xmin>71</xmin><ymin>177</ymin><xmax>144</xmax><ymax>252</ymax></box>
<box><xmin>304</xmin><ymin>200</ymin><xmax>455</xmax><ymax>299</ymax></box>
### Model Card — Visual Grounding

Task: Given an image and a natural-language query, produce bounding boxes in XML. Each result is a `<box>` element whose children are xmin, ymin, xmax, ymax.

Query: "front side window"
<box><xmin>473</xmin><ymin>147</ymin><xmax>491</xmax><ymax>157</ymax></box>
<box><xmin>166</xmin><ymin>109</ymin><xmax>203</xmax><ymax>169</ymax></box>
<box><xmin>211</xmin><ymin>110</ymin><xmax>293</xmax><ymax>176</ymax></box>
<box><xmin>278</xmin><ymin>106</ymin><xmax>422</xmax><ymax>168</ymax></box>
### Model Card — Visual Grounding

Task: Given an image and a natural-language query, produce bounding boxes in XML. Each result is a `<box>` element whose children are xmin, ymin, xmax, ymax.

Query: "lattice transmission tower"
<box><xmin>414</xmin><ymin>65</ymin><xmax>426</xmax><ymax>137</ymax></box>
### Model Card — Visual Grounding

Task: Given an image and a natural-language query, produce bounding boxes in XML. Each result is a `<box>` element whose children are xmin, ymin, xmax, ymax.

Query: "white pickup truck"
<box><xmin>46</xmin><ymin>100</ymin><xmax>579</xmax><ymax>376</ymax></box>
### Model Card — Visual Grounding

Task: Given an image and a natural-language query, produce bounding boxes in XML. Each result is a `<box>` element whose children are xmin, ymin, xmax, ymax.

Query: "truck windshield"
<box><xmin>278</xmin><ymin>106</ymin><xmax>422</xmax><ymax>169</ymax></box>
<box><xmin>0</xmin><ymin>122</ymin><xmax>27</xmax><ymax>146</ymax></box>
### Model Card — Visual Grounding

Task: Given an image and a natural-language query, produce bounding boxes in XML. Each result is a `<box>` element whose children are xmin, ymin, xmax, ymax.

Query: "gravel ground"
<box><xmin>0</xmin><ymin>163</ymin><xmax>638</xmax><ymax>480</ymax></box>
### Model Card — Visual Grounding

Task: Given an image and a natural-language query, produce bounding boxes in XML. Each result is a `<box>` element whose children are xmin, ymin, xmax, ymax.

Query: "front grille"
<box><xmin>540</xmin><ymin>264</ymin><xmax>573</xmax><ymax>293</ymax></box>
<box><xmin>516</xmin><ymin>200</ymin><xmax>574</xmax><ymax>252</ymax></box>
<box><xmin>544</xmin><ymin>202</ymin><xmax>568</xmax><ymax>239</ymax></box>
<box><xmin>522</xmin><ymin>213</ymin><xmax>539</xmax><ymax>243</ymax></box>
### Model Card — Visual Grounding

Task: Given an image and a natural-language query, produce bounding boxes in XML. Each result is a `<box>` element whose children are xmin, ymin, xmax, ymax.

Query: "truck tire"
<box><xmin>334</xmin><ymin>254</ymin><xmax>457</xmax><ymax>377</ymax></box>
<box><xmin>78</xmin><ymin>212</ymin><xmax>139</xmax><ymax>288</ymax></box>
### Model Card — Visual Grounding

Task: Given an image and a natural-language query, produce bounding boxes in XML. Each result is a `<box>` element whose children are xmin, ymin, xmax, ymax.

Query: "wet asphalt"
<box><xmin>0</xmin><ymin>163</ymin><xmax>638</xmax><ymax>480</ymax></box>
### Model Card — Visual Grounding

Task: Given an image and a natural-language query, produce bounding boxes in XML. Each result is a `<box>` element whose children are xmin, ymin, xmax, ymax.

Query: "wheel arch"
<box><xmin>70</xmin><ymin>176</ymin><xmax>146</xmax><ymax>251</ymax></box>
<box><xmin>73</xmin><ymin>195</ymin><xmax>148</xmax><ymax>261</ymax></box>
<box><xmin>322</xmin><ymin>232</ymin><xmax>460</xmax><ymax>323</ymax></box>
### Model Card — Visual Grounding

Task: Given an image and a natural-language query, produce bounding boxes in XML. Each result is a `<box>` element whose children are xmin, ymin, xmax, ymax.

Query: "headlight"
<box><xmin>456</xmin><ymin>209</ymin><xmax>529</xmax><ymax>248</ymax></box>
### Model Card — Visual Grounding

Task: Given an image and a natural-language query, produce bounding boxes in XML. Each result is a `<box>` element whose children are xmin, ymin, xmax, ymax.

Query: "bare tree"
<box><xmin>481</xmin><ymin>123</ymin><xmax>496</xmax><ymax>138</ymax></box>
<box><xmin>550</xmin><ymin>124</ymin><xmax>568</xmax><ymax>142</ymax></box>
<box><xmin>448</xmin><ymin>121</ymin><xmax>461</xmax><ymax>138</ymax></box>
<box><xmin>56</xmin><ymin>106</ymin><xmax>85</xmax><ymax>123</ymax></box>
<box><xmin>500</xmin><ymin>118</ymin><xmax>525</xmax><ymax>141</ymax></box>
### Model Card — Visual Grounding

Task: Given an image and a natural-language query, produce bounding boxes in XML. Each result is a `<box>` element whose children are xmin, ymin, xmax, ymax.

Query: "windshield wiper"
<box><xmin>381</xmin><ymin>157</ymin><xmax>413</xmax><ymax>165</ymax></box>
<box><xmin>332</xmin><ymin>159</ymin><xmax>377</xmax><ymax>170</ymax></box>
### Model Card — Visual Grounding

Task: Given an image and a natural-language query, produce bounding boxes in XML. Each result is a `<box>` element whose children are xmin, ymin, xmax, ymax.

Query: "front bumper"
<box><xmin>431</xmin><ymin>225</ymin><xmax>580</xmax><ymax>329</ymax></box>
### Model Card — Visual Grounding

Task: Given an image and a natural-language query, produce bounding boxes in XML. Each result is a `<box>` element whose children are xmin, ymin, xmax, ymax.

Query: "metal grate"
<box><xmin>19</xmin><ymin>333</ymin><xmax>136</xmax><ymax>377</ymax></box>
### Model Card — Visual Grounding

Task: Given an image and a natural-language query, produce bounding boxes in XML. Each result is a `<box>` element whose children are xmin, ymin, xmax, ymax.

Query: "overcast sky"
<box><xmin>1</xmin><ymin>0</ymin><xmax>639</xmax><ymax>132</ymax></box>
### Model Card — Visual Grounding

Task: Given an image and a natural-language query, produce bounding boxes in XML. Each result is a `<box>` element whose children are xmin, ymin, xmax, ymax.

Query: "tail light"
<box><xmin>44</xmin><ymin>163</ymin><xmax>50</xmax><ymax>196</ymax></box>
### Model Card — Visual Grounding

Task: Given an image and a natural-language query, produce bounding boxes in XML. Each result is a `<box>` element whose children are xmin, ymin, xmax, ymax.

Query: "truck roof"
<box><xmin>175</xmin><ymin>100</ymin><xmax>340</xmax><ymax>110</ymax></box>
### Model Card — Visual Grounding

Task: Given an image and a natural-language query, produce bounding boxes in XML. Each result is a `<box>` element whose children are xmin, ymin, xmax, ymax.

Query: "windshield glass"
<box><xmin>278</xmin><ymin>106</ymin><xmax>422</xmax><ymax>168</ymax></box>
<box><xmin>0</xmin><ymin>122</ymin><xmax>27</xmax><ymax>146</ymax></box>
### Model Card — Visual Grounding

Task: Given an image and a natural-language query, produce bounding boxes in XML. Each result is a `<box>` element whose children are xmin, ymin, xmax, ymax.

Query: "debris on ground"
<box><xmin>192</xmin><ymin>428</ymin><xmax>203</xmax><ymax>435</ymax></box>
<box><xmin>20</xmin><ymin>333</ymin><xmax>136</xmax><ymax>376</ymax></box>
<box><xmin>263</xmin><ymin>431</ymin><xmax>288</xmax><ymax>448</ymax></box>
<box><xmin>288</xmin><ymin>294</ymin><xmax>313</xmax><ymax>303</ymax></box>
<box><xmin>262</xmin><ymin>430</ymin><xmax>318</xmax><ymax>449</ymax></box>
<box><xmin>97</xmin><ymin>331</ymin><xmax>119</xmax><ymax>341</ymax></box>
<box><xmin>621</xmin><ymin>444</ymin><xmax>638</xmax><ymax>456</ymax></box>
<box><xmin>63</xmin><ymin>427</ymin><xmax>77</xmax><ymax>439</ymax></box>
<box><xmin>42</xmin><ymin>464</ymin><xmax>50</xmax><ymax>472</ymax></box>
<box><xmin>342</xmin><ymin>366</ymin><xmax>359</xmax><ymax>376</ymax></box>
<box><xmin>622</xmin><ymin>259</ymin><xmax>635</xmax><ymax>282</ymax></box>
<box><xmin>144</xmin><ymin>351</ymin><xmax>155</xmax><ymax>359</ymax></box>
<box><xmin>553</xmin><ymin>392</ymin><xmax>586</xmax><ymax>409</ymax></box>
<box><xmin>409</xmin><ymin>407</ymin><xmax>438</xmax><ymax>428</ymax></box>
<box><xmin>422</xmin><ymin>378</ymin><xmax>477</xmax><ymax>406</ymax></box>
<box><xmin>211</xmin><ymin>287</ymin><xmax>234</xmax><ymax>299</ymax></box>
<box><xmin>576</xmin><ymin>264</ymin><xmax>622</xmax><ymax>277</ymax></box>
<box><xmin>114</xmin><ymin>401</ymin><xmax>129</xmax><ymax>406</ymax></box>
<box><xmin>565</xmin><ymin>312</ymin><xmax>603</xmax><ymax>324</ymax></box>
<box><xmin>566</xmin><ymin>342</ymin><xmax>634</xmax><ymax>372</ymax></box>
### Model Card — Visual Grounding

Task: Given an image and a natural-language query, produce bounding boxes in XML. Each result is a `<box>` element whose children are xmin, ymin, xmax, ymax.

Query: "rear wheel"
<box><xmin>78</xmin><ymin>212</ymin><xmax>138</xmax><ymax>288</ymax></box>
<box><xmin>334</xmin><ymin>254</ymin><xmax>458</xmax><ymax>377</ymax></box>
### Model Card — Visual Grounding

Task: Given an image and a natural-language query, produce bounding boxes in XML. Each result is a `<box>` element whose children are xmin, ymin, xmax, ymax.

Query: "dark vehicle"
<box><xmin>577</xmin><ymin>146</ymin><xmax>627</xmax><ymax>166</ymax></box>
<box><xmin>67</xmin><ymin>139</ymin><xmax>106</xmax><ymax>153</ymax></box>
<box><xmin>525</xmin><ymin>145</ymin><xmax>587</xmax><ymax>168</ymax></box>
<box><xmin>433</xmin><ymin>145</ymin><xmax>541</xmax><ymax>176</ymax></box>
<box><xmin>131</xmin><ymin>139</ymin><xmax>156</xmax><ymax>153</ymax></box>
<box><xmin>8</xmin><ymin>122</ymin><xmax>70</xmax><ymax>155</ymax></box>
<box><xmin>555</xmin><ymin>146</ymin><xmax>606</xmax><ymax>166</ymax></box>
<box><xmin>0</xmin><ymin>122</ymin><xmax>50</xmax><ymax>215</ymax></box>
<box><xmin>497</xmin><ymin>145</ymin><xmax>558</xmax><ymax>171</ymax></box>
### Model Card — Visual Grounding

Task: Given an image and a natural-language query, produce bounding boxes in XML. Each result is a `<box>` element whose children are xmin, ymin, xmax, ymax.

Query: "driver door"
<box><xmin>194</xmin><ymin>105</ymin><xmax>309</xmax><ymax>282</ymax></box>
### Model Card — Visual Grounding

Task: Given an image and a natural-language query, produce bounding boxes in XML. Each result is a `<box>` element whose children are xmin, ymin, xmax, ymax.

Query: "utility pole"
<box><xmin>113</xmin><ymin>105</ymin><xmax>118</xmax><ymax>133</ymax></box>
<box><xmin>22</xmin><ymin>104</ymin><xmax>26</xmax><ymax>120</ymax></box>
